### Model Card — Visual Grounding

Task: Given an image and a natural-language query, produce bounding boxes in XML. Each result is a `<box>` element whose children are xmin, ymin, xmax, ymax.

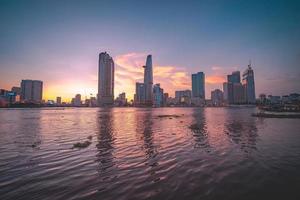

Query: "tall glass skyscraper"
<box><xmin>21</xmin><ymin>80</ymin><xmax>43</xmax><ymax>103</ymax></box>
<box><xmin>227</xmin><ymin>71</ymin><xmax>241</xmax><ymax>83</ymax></box>
<box><xmin>144</xmin><ymin>55</ymin><xmax>153</xmax><ymax>106</ymax></box>
<box><xmin>153</xmin><ymin>83</ymin><xmax>163</xmax><ymax>107</ymax></box>
<box><xmin>224</xmin><ymin>71</ymin><xmax>242</xmax><ymax>104</ymax></box>
<box><xmin>134</xmin><ymin>82</ymin><xmax>146</xmax><ymax>105</ymax></box>
<box><xmin>191</xmin><ymin>72</ymin><xmax>205</xmax><ymax>99</ymax></box>
<box><xmin>242</xmin><ymin>63</ymin><xmax>256</xmax><ymax>104</ymax></box>
<box><xmin>98</xmin><ymin>52</ymin><xmax>114</xmax><ymax>106</ymax></box>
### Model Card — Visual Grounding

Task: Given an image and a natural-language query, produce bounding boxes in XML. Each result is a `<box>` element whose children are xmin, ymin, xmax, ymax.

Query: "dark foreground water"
<box><xmin>0</xmin><ymin>107</ymin><xmax>300</xmax><ymax>200</ymax></box>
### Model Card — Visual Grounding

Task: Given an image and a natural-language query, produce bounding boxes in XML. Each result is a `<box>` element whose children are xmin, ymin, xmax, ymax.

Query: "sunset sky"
<box><xmin>1</xmin><ymin>0</ymin><xmax>300</xmax><ymax>102</ymax></box>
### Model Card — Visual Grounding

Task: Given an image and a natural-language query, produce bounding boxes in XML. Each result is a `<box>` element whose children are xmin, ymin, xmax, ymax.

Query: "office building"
<box><xmin>192</xmin><ymin>72</ymin><xmax>205</xmax><ymax>99</ymax></box>
<box><xmin>227</xmin><ymin>71</ymin><xmax>241</xmax><ymax>83</ymax></box>
<box><xmin>73</xmin><ymin>94</ymin><xmax>81</xmax><ymax>106</ymax></box>
<box><xmin>175</xmin><ymin>90</ymin><xmax>192</xmax><ymax>105</ymax></box>
<box><xmin>242</xmin><ymin>63</ymin><xmax>256</xmax><ymax>104</ymax></box>
<box><xmin>115</xmin><ymin>92</ymin><xmax>127</xmax><ymax>106</ymax></box>
<box><xmin>153</xmin><ymin>84</ymin><xmax>164</xmax><ymax>107</ymax></box>
<box><xmin>134</xmin><ymin>54</ymin><xmax>153</xmax><ymax>106</ymax></box>
<box><xmin>233</xmin><ymin>83</ymin><xmax>245</xmax><ymax>104</ymax></box>
<box><xmin>144</xmin><ymin>55</ymin><xmax>153</xmax><ymax>106</ymax></box>
<box><xmin>21</xmin><ymin>80</ymin><xmax>43</xmax><ymax>103</ymax></box>
<box><xmin>163</xmin><ymin>93</ymin><xmax>169</xmax><ymax>106</ymax></box>
<box><xmin>211</xmin><ymin>89</ymin><xmax>224</xmax><ymax>106</ymax></box>
<box><xmin>56</xmin><ymin>97</ymin><xmax>62</xmax><ymax>105</ymax></box>
<box><xmin>223</xmin><ymin>70</ymin><xmax>248</xmax><ymax>104</ymax></box>
<box><xmin>134</xmin><ymin>82</ymin><xmax>146</xmax><ymax>105</ymax></box>
<box><xmin>98</xmin><ymin>52</ymin><xmax>114</xmax><ymax>106</ymax></box>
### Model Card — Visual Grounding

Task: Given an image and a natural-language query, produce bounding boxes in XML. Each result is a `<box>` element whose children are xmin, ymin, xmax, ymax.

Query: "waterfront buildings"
<box><xmin>227</xmin><ymin>71</ymin><xmax>241</xmax><ymax>84</ymax></box>
<box><xmin>223</xmin><ymin>71</ymin><xmax>241</xmax><ymax>104</ymax></box>
<box><xmin>134</xmin><ymin>83</ymin><xmax>146</xmax><ymax>105</ymax></box>
<box><xmin>144</xmin><ymin>55</ymin><xmax>153</xmax><ymax>106</ymax></box>
<box><xmin>242</xmin><ymin>63</ymin><xmax>256</xmax><ymax>104</ymax></box>
<box><xmin>73</xmin><ymin>94</ymin><xmax>81</xmax><ymax>107</ymax></box>
<box><xmin>192</xmin><ymin>72</ymin><xmax>205</xmax><ymax>100</ymax></box>
<box><xmin>21</xmin><ymin>80</ymin><xmax>43</xmax><ymax>103</ymax></box>
<box><xmin>11</xmin><ymin>87</ymin><xmax>21</xmax><ymax>96</ymax></box>
<box><xmin>134</xmin><ymin>55</ymin><xmax>153</xmax><ymax>106</ymax></box>
<box><xmin>175</xmin><ymin>90</ymin><xmax>192</xmax><ymax>105</ymax></box>
<box><xmin>153</xmin><ymin>84</ymin><xmax>164</xmax><ymax>107</ymax></box>
<box><xmin>223</xmin><ymin>64</ymin><xmax>256</xmax><ymax>105</ymax></box>
<box><xmin>233</xmin><ymin>83</ymin><xmax>245</xmax><ymax>104</ymax></box>
<box><xmin>115</xmin><ymin>92</ymin><xmax>127</xmax><ymax>106</ymax></box>
<box><xmin>163</xmin><ymin>93</ymin><xmax>169</xmax><ymax>107</ymax></box>
<box><xmin>211</xmin><ymin>89</ymin><xmax>224</xmax><ymax>106</ymax></box>
<box><xmin>98</xmin><ymin>52</ymin><xmax>114</xmax><ymax>106</ymax></box>
<box><xmin>56</xmin><ymin>97</ymin><xmax>62</xmax><ymax>105</ymax></box>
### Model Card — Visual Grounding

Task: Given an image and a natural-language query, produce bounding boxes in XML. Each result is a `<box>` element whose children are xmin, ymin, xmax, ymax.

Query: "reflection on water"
<box><xmin>138</xmin><ymin>110</ymin><xmax>158</xmax><ymax>166</ymax></box>
<box><xmin>1</xmin><ymin>107</ymin><xmax>300</xmax><ymax>200</ymax></box>
<box><xmin>224</xmin><ymin>108</ymin><xmax>258</xmax><ymax>153</ymax></box>
<box><xmin>96</xmin><ymin>110</ymin><xmax>116</xmax><ymax>174</ymax></box>
<box><xmin>190</xmin><ymin>108</ymin><xmax>211</xmax><ymax>152</ymax></box>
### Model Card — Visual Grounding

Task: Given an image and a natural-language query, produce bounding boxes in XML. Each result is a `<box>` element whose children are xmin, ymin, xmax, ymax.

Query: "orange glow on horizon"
<box><xmin>206</xmin><ymin>75</ymin><xmax>226</xmax><ymax>84</ymax></box>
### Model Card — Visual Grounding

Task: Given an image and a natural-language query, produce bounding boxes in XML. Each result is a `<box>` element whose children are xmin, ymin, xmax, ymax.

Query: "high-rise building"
<box><xmin>227</xmin><ymin>71</ymin><xmax>241</xmax><ymax>83</ymax></box>
<box><xmin>98</xmin><ymin>52</ymin><xmax>114</xmax><ymax>106</ymax></box>
<box><xmin>11</xmin><ymin>87</ymin><xmax>21</xmax><ymax>95</ymax></box>
<box><xmin>163</xmin><ymin>93</ymin><xmax>169</xmax><ymax>106</ymax></box>
<box><xmin>144</xmin><ymin>55</ymin><xmax>153</xmax><ymax>106</ymax></box>
<box><xmin>223</xmin><ymin>70</ymin><xmax>246</xmax><ymax>104</ymax></box>
<box><xmin>211</xmin><ymin>89</ymin><xmax>224</xmax><ymax>106</ymax></box>
<box><xmin>223</xmin><ymin>82</ymin><xmax>234</xmax><ymax>104</ymax></box>
<box><xmin>153</xmin><ymin>84</ymin><xmax>164</xmax><ymax>107</ymax></box>
<box><xmin>175</xmin><ymin>90</ymin><xmax>192</xmax><ymax>105</ymax></box>
<box><xmin>11</xmin><ymin>86</ymin><xmax>21</xmax><ymax>103</ymax></box>
<box><xmin>74</xmin><ymin>94</ymin><xmax>81</xmax><ymax>106</ymax></box>
<box><xmin>134</xmin><ymin>55</ymin><xmax>153</xmax><ymax>107</ymax></box>
<box><xmin>134</xmin><ymin>82</ymin><xmax>146</xmax><ymax>105</ymax></box>
<box><xmin>242</xmin><ymin>63</ymin><xmax>256</xmax><ymax>104</ymax></box>
<box><xmin>21</xmin><ymin>80</ymin><xmax>43</xmax><ymax>102</ymax></box>
<box><xmin>233</xmin><ymin>83</ymin><xmax>245</xmax><ymax>104</ymax></box>
<box><xmin>56</xmin><ymin>97</ymin><xmax>62</xmax><ymax>105</ymax></box>
<box><xmin>191</xmin><ymin>72</ymin><xmax>205</xmax><ymax>99</ymax></box>
<box><xmin>115</xmin><ymin>92</ymin><xmax>127</xmax><ymax>106</ymax></box>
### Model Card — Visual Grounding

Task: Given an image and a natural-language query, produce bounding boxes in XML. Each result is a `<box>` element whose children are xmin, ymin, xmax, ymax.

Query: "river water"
<box><xmin>0</xmin><ymin>107</ymin><xmax>299</xmax><ymax>200</ymax></box>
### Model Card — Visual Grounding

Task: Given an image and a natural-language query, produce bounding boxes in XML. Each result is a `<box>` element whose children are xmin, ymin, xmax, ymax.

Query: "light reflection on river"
<box><xmin>0</xmin><ymin>107</ymin><xmax>300</xmax><ymax>200</ymax></box>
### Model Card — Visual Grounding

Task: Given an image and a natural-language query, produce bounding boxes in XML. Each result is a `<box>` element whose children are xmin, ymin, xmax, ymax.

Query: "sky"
<box><xmin>0</xmin><ymin>0</ymin><xmax>300</xmax><ymax>102</ymax></box>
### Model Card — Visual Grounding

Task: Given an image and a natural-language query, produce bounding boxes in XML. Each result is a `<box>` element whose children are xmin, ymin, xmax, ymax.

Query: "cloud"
<box><xmin>114</xmin><ymin>53</ymin><xmax>190</xmax><ymax>99</ymax></box>
<box><xmin>206</xmin><ymin>75</ymin><xmax>226</xmax><ymax>84</ymax></box>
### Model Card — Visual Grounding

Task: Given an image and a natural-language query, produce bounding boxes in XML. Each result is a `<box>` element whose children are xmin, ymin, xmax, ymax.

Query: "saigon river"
<box><xmin>0</xmin><ymin>107</ymin><xmax>300</xmax><ymax>200</ymax></box>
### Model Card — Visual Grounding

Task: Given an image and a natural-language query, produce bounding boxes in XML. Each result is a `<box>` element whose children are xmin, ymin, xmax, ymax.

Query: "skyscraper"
<box><xmin>134</xmin><ymin>82</ymin><xmax>146</xmax><ymax>105</ymax></box>
<box><xmin>74</xmin><ymin>94</ymin><xmax>81</xmax><ymax>107</ymax></box>
<box><xmin>211</xmin><ymin>89</ymin><xmax>224</xmax><ymax>106</ymax></box>
<box><xmin>153</xmin><ymin>83</ymin><xmax>164</xmax><ymax>107</ymax></box>
<box><xmin>223</xmin><ymin>71</ymin><xmax>244</xmax><ymax>104</ymax></box>
<box><xmin>243</xmin><ymin>63</ymin><xmax>256</xmax><ymax>104</ymax></box>
<box><xmin>98</xmin><ymin>52</ymin><xmax>114</xmax><ymax>106</ymax></box>
<box><xmin>175</xmin><ymin>90</ymin><xmax>192</xmax><ymax>105</ymax></box>
<box><xmin>233</xmin><ymin>83</ymin><xmax>245</xmax><ymax>104</ymax></box>
<box><xmin>21</xmin><ymin>80</ymin><xmax>43</xmax><ymax>102</ymax></box>
<box><xmin>144</xmin><ymin>55</ymin><xmax>153</xmax><ymax>106</ymax></box>
<box><xmin>56</xmin><ymin>97</ymin><xmax>62</xmax><ymax>105</ymax></box>
<box><xmin>134</xmin><ymin>54</ymin><xmax>153</xmax><ymax>107</ymax></box>
<box><xmin>192</xmin><ymin>72</ymin><xmax>205</xmax><ymax>99</ymax></box>
<box><xmin>227</xmin><ymin>71</ymin><xmax>241</xmax><ymax>83</ymax></box>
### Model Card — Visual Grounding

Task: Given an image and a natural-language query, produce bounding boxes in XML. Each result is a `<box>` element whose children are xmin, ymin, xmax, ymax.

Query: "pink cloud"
<box><xmin>114</xmin><ymin>53</ymin><xmax>190</xmax><ymax>99</ymax></box>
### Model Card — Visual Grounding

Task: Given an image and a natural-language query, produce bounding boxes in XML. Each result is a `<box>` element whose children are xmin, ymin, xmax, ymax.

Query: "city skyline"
<box><xmin>1</xmin><ymin>0</ymin><xmax>300</xmax><ymax>101</ymax></box>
